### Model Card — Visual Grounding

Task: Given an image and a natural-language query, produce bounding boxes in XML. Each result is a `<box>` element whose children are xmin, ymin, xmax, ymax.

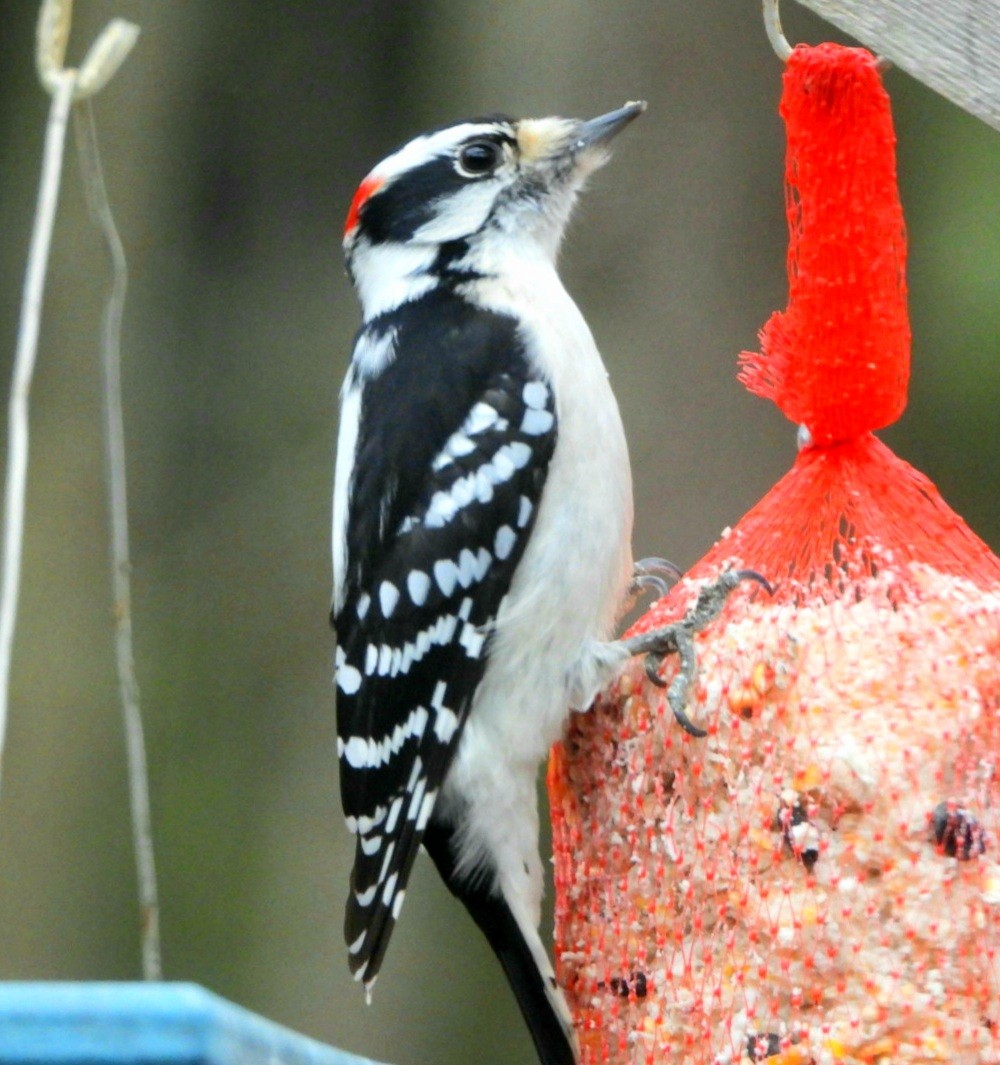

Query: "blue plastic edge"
<box><xmin>0</xmin><ymin>983</ymin><xmax>389</xmax><ymax>1065</ymax></box>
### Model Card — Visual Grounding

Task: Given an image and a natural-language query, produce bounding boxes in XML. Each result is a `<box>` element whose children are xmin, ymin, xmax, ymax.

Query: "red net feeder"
<box><xmin>549</xmin><ymin>44</ymin><xmax>1000</xmax><ymax>1065</ymax></box>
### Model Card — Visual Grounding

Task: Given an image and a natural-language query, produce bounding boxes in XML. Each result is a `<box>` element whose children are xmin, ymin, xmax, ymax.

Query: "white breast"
<box><xmin>441</xmin><ymin>249</ymin><xmax>634</xmax><ymax>894</ymax></box>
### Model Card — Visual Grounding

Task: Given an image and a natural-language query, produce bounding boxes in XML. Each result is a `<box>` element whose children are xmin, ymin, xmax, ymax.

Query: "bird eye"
<box><xmin>456</xmin><ymin>140</ymin><xmax>503</xmax><ymax>177</ymax></box>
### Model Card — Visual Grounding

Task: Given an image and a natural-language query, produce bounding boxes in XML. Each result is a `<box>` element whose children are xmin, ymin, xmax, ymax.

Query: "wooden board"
<box><xmin>793</xmin><ymin>0</ymin><xmax>1000</xmax><ymax>130</ymax></box>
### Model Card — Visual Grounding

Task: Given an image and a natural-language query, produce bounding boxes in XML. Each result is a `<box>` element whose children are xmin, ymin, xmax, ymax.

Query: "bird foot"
<box><xmin>621</xmin><ymin>569</ymin><xmax>773</xmax><ymax>737</ymax></box>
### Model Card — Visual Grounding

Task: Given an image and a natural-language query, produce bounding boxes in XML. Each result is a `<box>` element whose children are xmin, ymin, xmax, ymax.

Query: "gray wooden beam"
<box><xmin>792</xmin><ymin>0</ymin><xmax>1000</xmax><ymax>130</ymax></box>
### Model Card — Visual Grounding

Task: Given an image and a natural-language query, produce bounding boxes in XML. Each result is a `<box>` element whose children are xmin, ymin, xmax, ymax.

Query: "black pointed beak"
<box><xmin>573</xmin><ymin>100</ymin><xmax>647</xmax><ymax>152</ymax></box>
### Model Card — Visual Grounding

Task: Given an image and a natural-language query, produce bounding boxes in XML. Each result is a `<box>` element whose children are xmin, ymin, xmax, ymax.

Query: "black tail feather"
<box><xmin>422</xmin><ymin>819</ymin><xmax>577</xmax><ymax>1065</ymax></box>
<box><xmin>344</xmin><ymin>793</ymin><xmax>429</xmax><ymax>987</ymax></box>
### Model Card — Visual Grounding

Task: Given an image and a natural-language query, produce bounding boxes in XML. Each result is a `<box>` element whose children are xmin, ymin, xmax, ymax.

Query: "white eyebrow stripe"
<box><xmin>371</xmin><ymin>124</ymin><xmax>509</xmax><ymax>185</ymax></box>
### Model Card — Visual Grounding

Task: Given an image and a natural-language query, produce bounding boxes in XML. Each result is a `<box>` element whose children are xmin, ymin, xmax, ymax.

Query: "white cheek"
<box><xmin>412</xmin><ymin>181</ymin><xmax>499</xmax><ymax>243</ymax></box>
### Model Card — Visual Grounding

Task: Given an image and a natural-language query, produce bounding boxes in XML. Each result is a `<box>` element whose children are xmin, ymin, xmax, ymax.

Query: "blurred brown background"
<box><xmin>0</xmin><ymin>2</ymin><xmax>996</xmax><ymax>1063</ymax></box>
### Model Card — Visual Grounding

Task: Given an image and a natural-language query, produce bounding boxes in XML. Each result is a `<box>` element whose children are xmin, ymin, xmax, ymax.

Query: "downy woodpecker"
<box><xmin>332</xmin><ymin>102</ymin><xmax>751</xmax><ymax>1064</ymax></box>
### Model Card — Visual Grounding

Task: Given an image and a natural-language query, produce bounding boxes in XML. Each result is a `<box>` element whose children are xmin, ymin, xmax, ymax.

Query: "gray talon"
<box><xmin>635</xmin><ymin>556</ymin><xmax>682</xmax><ymax>579</ymax></box>
<box><xmin>734</xmin><ymin>568</ymin><xmax>774</xmax><ymax>597</ymax></box>
<box><xmin>634</xmin><ymin>556</ymin><xmax>682</xmax><ymax>584</ymax></box>
<box><xmin>644</xmin><ymin>652</ymin><xmax>667</xmax><ymax>687</ymax></box>
<box><xmin>632</xmin><ymin>573</ymin><xmax>671</xmax><ymax>598</ymax></box>
<box><xmin>629</xmin><ymin>557</ymin><xmax>683</xmax><ymax>603</ymax></box>
<box><xmin>622</xmin><ymin>568</ymin><xmax>769</xmax><ymax>738</ymax></box>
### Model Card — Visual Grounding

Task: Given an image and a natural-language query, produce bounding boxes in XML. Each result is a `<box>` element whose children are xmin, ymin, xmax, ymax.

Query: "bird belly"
<box><xmin>440</xmin><ymin>262</ymin><xmax>634</xmax><ymax>895</ymax></box>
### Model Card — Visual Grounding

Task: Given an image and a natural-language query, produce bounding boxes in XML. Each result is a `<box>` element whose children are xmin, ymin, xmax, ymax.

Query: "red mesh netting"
<box><xmin>738</xmin><ymin>43</ymin><xmax>910</xmax><ymax>445</ymax></box>
<box><xmin>549</xmin><ymin>44</ymin><xmax>1000</xmax><ymax>1065</ymax></box>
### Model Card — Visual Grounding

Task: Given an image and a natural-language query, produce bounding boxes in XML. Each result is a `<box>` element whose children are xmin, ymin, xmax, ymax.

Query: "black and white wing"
<box><xmin>332</xmin><ymin>293</ymin><xmax>557</xmax><ymax>988</ymax></box>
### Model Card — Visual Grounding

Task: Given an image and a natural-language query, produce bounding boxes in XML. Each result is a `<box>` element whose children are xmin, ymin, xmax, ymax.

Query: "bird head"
<box><xmin>343</xmin><ymin>103</ymin><xmax>645</xmax><ymax>316</ymax></box>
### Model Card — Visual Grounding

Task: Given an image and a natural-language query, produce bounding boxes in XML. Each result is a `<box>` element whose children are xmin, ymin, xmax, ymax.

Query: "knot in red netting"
<box><xmin>739</xmin><ymin>43</ymin><xmax>910</xmax><ymax>445</ymax></box>
<box><xmin>550</xmin><ymin>43</ymin><xmax>1000</xmax><ymax>1065</ymax></box>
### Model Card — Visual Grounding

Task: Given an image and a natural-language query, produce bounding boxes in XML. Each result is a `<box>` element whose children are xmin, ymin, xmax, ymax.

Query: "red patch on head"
<box><xmin>344</xmin><ymin>174</ymin><xmax>384</xmax><ymax>239</ymax></box>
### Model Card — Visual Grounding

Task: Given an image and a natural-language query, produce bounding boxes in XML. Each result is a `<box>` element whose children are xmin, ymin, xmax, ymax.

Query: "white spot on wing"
<box><xmin>360</xmin><ymin>833</ymin><xmax>382</xmax><ymax>856</ymax></box>
<box><xmin>517</xmin><ymin>495</ymin><xmax>533</xmax><ymax>528</ymax></box>
<box><xmin>465</xmin><ymin>402</ymin><xmax>500</xmax><ymax>435</ymax></box>
<box><xmin>337</xmin><ymin>663</ymin><xmax>362</xmax><ymax>695</ymax></box>
<box><xmin>430</xmin><ymin>681</ymin><xmax>460</xmax><ymax>740</ymax></box>
<box><xmin>434</xmin><ymin>705</ymin><xmax>461</xmax><ymax>742</ymax></box>
<box><xmin>460</xmin><ymin>623</ymin><xmax>486</xmax><ymax>659</ymax></box>
<box><xmin>377</xmin><ymin>644</ymin><xmax>392</xmax><ymax>675</ymax></box>
<box><xmin>407</xmin><ymin>777</ymin><xmax>427</xmax><ymax>820</ymax></box>
<box><xmin>426</xmin><ymin>490</ymin><xmax>458</xmax><ymax>528</ymax></box>
<box><xmin>417</xmin><ymin>790</ymin><xmax>436</xmax><ymax>830</ymax></box>
<box><xmin>355</xmin><ymin>882</ymin><xmax>378</xmax><ymax>907</ymax></box>
<box><xmin>356</xmin><ymin>806</ymin><xmax>386</xmax><ymax>834</ymax></box>
<box><xmin>407</xmin><ymin>569</ymin><xmax>430</xmax><ymax>605</ymax></box>
<box><xmin>400</xmin><ymin>642</ymin><xmax>415</xmax><ymax>673</ymax></box>
<box><xmin>456</xmin><ymin>549</ymin><xmax>478</xmax><ymax>588</ymax></box>
<box><xmin>448</xmin><ymin>433</ymin><xmax>476</xmax><ymax>458</ymax></box>
<box><xmin>508</xmin><ymin>441</ymin><xmax>532</xmax><ymax>468</ymax></box>
<box><xmin>521</xmin><ymin>408</ymin><xmax>554</xmax><ymax>435</ymax></box>
<box><xmin>378</xmin><ymin>842</ymin><xmax>396</xmax><ymax>882</ymax></box>
<box><xmin>494</xmin><ymin>525</ymin><xmax>516</xmax><ymax>560</ymax></box>
<box><xmin>385</xmin><ymin>796</ymin><xmax>404</xmax><ymax>834</ymax></box>
<box><xmin>344</xmin><ymin>736</ymin><xmax>370</xmax><ymax>769</ymax></box>
<box><xmin>342</xmin><ymin>707</ymin><xmax>427</xmax><ymax>772</ymax></box>
<box><xmin>523</xmin><ymin>381</ymin><xmax>549</xmax><ymax>409</ymax></box>
<box><xmin>451</xmin><ymin>476</ymin><xmax>475</xmax><ymax>509</ymax></box>
<box><xmin>491</xmin><ymin>450</ymin><xmax>515</xmax><ymax>481</ymax></box>
<box><xmin>379</xmin><ymin>580</ymin><xmax>400</xmax><ymax>617</ymax></box>
<box><xmin>474</xmin><ymin>468</ymin><xmax>495</xmax><ymax>503</ymax></box>
<box><xmin>434</xmin><ymin>559</ymin><xmax>459</xmax><ymax>597</ymax></box>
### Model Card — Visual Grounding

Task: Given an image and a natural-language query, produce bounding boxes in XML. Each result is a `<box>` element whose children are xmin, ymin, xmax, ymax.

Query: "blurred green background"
<box><xmin>0</xmin><ymin>2</ymin><xmax>996</xmax><ymax>1063</ymax></box>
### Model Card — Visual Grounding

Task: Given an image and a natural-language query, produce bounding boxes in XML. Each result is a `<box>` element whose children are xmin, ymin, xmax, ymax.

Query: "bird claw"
<box><xmin>628</xmin><ymin>557</ymin><xmax>683</xmax><ymax>601</ymax></box>
<box><xmin>631</xmin><ymin>573</ymin><xmax>670</xmax><ymax>599</ymax></box>
<box><xmin>644</xmin><ymin>652</ymin><xmax>669</xmax><ymax>688</ymax></box>
<box><xmin>635</xmin><ymin>556</ymin><xmax>683</xmax><ymax>584</ymax></box>
<box><xmin>668</xmin><ymin>692</ymin><xmax>707</xmax><ymax>738</ymax></box>
<box><xmin>622</xmin><ymin>568</ymin><xmax>773</xmax><ymax>738</ymax></box>
<box><xmin>733</xmin><ymin>568</ymin><xmax>773</xmax><ymax>596</ymax></box>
